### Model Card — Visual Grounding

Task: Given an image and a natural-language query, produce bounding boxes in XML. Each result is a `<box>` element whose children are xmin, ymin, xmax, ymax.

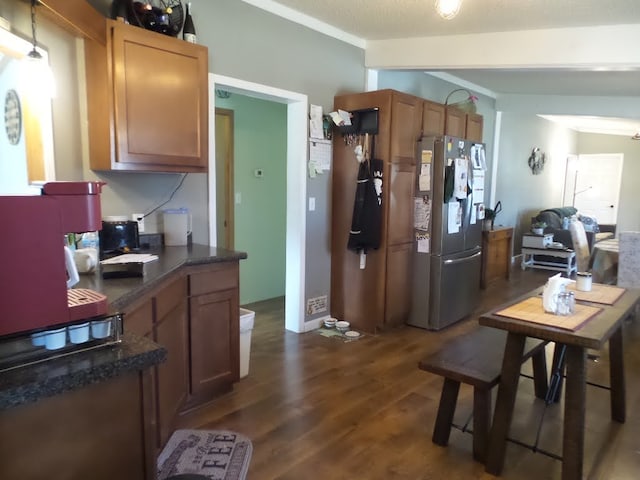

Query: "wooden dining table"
<box><xmin>479</xmin><ymin>284</ymin><xmax>640</xmax><ymax>480</ymax></box>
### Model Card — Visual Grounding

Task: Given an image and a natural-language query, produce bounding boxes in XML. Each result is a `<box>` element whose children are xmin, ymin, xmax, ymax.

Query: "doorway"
<box><xmin>214</xmin><ymin>108</ymin><xmax>234</xmax><ymax>249</ymax></box>
<box><xmin>208</xmin><ymin>74</ymin><xmax>308</xmax><ymax>333</ymax></box>
<box><xmin>564</xmin><ymin>153</ymin><xmax>623</xmax><ymax>224</ymax></box>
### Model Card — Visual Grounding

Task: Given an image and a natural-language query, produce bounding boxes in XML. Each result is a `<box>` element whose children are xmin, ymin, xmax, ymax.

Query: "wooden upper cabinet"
<box><xmin>466</xmin><ymin>113</ymin><xmax>484</xmax><ymax>142</ymax></box>
<box><xmin>444</xmin><ymin>106</ymin><xmax>466</xmax><ymax>138</ymax></box>
<box><xmin>85</xmin><ymin>20</ymin><xmax>208</xmax><ymax>172</ymax></box>
<box><xmin>422</xmin><ymin>100</ymin><xmax>445</xmax><ymax>136</ymax></box>
<box><xmin>390</xmin><ymin>92</ymin><xmax>422</xmax><ymax>162</ymax></box>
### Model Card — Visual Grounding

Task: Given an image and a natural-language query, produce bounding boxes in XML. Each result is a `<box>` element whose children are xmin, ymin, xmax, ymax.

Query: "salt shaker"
<box><xmin>556</xmin><ymin>291</ymin><xmax>575</xmax><ymax>316</ymax></box>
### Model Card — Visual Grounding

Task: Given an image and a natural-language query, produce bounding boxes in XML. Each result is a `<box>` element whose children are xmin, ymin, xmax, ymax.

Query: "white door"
<box><xmin>572</xmin><ymin>153</ymin><xmax>623</xmax><ymax>225</ymax></box>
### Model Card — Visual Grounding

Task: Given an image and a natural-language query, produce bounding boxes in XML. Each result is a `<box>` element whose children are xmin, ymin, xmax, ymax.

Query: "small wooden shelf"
<box><xmin>481</xmin><ymin>227</ymin><xmax>513</xmax><ymax>288</ymax></box>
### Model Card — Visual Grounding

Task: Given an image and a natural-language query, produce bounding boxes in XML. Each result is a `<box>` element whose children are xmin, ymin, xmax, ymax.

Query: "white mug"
<box><xmin>74</xmin><ymin>248</ymin><xmax>98</xmax><ymax>274</ymax></box>
<box><xmin>576</xmin><ymin>272</ymin><xmax>593</xmax><ymax>292</ymax></box>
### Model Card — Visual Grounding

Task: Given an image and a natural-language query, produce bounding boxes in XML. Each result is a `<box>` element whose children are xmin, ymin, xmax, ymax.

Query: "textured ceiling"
<box><xmin>251</xmin><ymin>0</ymin><xmax>640</xmax><ymax>134</ymax></box>
<box><xmin>267</xmin><ymin>0</ymin><xmax>640</xmax><ymax>40</ymax></box>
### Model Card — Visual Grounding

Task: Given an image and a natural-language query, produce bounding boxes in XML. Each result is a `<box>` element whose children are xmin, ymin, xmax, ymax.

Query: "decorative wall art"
<box><xmin>528</xmin><ymin>147</ymin><xmax>546</xmax><ymax>175</ymax></box>
<box><xmin>4</xmin><ymin>89</ymin><xmax>21</xmax><ymax>146</ymax></box>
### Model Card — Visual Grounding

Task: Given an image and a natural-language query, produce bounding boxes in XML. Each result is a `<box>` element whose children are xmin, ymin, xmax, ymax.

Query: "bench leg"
<box><xmin>551</xmin><ymin>343</ymin><xmax>567</xmax><ymax>403</ymax></box>
<box><xmin>432</xmin><ymin>378</ymin><xmax>460</xmax><ymax>447</ymax></box>
<box><xmin>473</xmin><ymin>387</ymin><xmax>491</xmax><ymax>463</ymax></box>
<box><xmin>531</xmin><ymin>347</ymin><xmax>549</xmax><ymax>400</ymax></box>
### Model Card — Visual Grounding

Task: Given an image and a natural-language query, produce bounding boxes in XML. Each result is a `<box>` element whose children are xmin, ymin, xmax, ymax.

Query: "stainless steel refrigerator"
<box><xmin>408</xmin><ymin>135</ymin><xmax>485</xmax><ymax>330</ymax></box>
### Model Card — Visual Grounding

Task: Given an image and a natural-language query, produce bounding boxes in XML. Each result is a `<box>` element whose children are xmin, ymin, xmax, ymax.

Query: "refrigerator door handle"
<box><xmin>443</xmin><ymin>251</ymin><xmax>482</xmax><ymax>265</ymax></box>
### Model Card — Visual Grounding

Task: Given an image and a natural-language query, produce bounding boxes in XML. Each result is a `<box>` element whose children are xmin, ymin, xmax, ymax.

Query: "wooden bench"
<box><xmin>419</xmin><ymin>326</ymin><xmax>549</xmax><ymax>463</ymax></box>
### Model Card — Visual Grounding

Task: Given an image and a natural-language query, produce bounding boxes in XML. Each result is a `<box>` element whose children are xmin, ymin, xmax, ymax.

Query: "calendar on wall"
<box><xmin>308</xmin><ymin>138</ymin><xmax>332</xmax><ymax>178</ymax></box>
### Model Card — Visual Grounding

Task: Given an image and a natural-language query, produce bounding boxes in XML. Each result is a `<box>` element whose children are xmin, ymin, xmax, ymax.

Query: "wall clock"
<box><xmin>528</xmin><ymin>147</ymin><xmax>545</xmax><ymax>175</ymax></box>
<box><xmin>4</xmin><ymin>89</ymin><xmax>22</xmax><ymax>146</ymax></box>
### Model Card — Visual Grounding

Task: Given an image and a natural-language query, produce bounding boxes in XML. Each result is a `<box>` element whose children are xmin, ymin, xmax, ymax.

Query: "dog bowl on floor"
<box><xmin>335</xmin><ymin>321</ymin><xmax>350</xmax><ymax>333</ymax></box>
<box><xmin>324</xmin><ymin>319</ymin><xmax>336</xmax><ymax>328</ymax></box>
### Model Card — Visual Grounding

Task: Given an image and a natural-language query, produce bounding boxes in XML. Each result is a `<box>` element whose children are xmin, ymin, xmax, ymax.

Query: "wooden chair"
<box><xmin>569</xmin><ymin>219</ymin><xmax>591</xmax><ymax>272</ymax></box>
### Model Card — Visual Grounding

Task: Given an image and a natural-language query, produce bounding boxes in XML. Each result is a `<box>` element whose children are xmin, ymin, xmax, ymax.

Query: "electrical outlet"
<box><xmin>132</xmin><ymin>213</ymin><xmax>145</xmax><ymax>233</ymax></box>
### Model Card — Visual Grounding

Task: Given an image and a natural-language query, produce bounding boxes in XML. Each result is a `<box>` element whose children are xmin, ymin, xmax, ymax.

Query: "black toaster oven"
<box><xmin>99</xmin><ymin>220</ymin><xmax>140</xmax><ymax>257</ymax></box>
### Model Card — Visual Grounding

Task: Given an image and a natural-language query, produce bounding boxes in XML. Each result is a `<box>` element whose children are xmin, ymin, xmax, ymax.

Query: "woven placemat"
<box><xmin>566</xmin><ymin>283</ymin><xmax>625</xmax><ymax>305</ymax></box>
<box><xmin>496</xmin><ymin>296</ymin><xmax>602</xmax><ymax>331</ymax></box>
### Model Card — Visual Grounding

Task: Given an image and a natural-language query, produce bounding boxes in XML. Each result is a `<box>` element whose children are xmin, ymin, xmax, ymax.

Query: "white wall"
<box><xmin>577</xmin><ymin>132</ymin><xmax>640</xmax><ymax>234</ymax></box>
<box><xmin>495</xmin><ymin>113</ymin><xmax>578</xmax><ymax>252</ymax></box>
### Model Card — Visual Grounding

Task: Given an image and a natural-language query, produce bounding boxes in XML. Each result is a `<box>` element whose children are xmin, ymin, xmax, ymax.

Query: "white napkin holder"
<box><xmin>543</xmin><ymin>273</ymin><xmax>573</xmax><ymax>314</ymax></box>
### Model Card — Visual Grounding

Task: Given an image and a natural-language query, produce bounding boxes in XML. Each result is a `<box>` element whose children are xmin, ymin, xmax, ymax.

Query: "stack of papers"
<box><xmin>100</xmin><ymin>254</ymin><xmax>158</xmax><ymax>265</ymax></box>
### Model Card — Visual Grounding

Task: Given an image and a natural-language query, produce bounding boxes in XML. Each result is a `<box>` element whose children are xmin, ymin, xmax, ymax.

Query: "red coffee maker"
<box><xmin>0</xmin><ymin>181</ymin><xmax>108</xmax><ymax>338</ymax></box>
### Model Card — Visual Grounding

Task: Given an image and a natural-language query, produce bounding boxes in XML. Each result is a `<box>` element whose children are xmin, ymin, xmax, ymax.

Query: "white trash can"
<box><xmin>239</xmin><ymin>308</ymin><xmax>255</xmax><ymax>378</ymax></box>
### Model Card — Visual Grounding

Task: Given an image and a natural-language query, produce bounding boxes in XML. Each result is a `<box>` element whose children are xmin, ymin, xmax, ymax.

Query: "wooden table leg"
<box><xmin>551</xmin><ymin>343</ymin><xmax>567</xmax><ymax>403</ymax></box>
<box><xmin>531</xmin><ymin>347</ymin><xmax>548</xmax><ymax>400</ymax></box>
<box><xmin>473</xmin><ymin>387</ymin><xmax>491</xmax><ymax>463</ymax></box>
<box><xmin>562</xmin><ymin>345</ymin><xmax>587</xmax><ymax>480</ymax></box>
<box><xmin>608</xmin><ymin>326</ymin><xmax>626</xmax><ymax>423</ymax></box>
<box><xmin>484</xmin><ymin>332</ymin><xmax>526</xmax><ymax>476</ymax></box>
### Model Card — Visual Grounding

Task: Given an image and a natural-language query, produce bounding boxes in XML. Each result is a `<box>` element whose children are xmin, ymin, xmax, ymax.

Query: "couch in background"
<box><xmin>533</xmin><ymin>207</ymin><xmax>616</xmax><ymax>252</ymax></box>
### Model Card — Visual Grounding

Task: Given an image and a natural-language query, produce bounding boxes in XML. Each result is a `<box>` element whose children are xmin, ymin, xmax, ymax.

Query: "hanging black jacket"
<box><xmin>347</xmin><ymin>158</ymin><xmax>383</xmax><ymax>253</ymax></box>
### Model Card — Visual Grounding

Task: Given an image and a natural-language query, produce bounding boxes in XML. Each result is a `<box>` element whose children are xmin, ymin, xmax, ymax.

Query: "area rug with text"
<box><xmin>157</xmin><ymin>429</ymin><xmax>252</xmax><ymax>480</ymax></box>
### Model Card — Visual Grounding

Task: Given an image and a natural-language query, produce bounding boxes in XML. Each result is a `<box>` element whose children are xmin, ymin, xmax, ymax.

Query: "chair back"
<box><xmin>617</xmin><ymin>232</ymin><xmax>640</xmax><ymax>288</ymax></box>
<box><xmin>569</xmin><ymin>219</ymin><xmax>591</xmax><ymax>272</ymax></box>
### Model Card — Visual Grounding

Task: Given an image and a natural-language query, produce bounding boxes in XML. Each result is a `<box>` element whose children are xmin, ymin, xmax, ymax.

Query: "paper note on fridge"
<box><xmin>416</xmin><ymin>232</ymin><xmax>430</xmax><ymax>253</ymax></box>
<box><xmin>414</xmin><ymin>196</ymin><xmax>431</xmax><ymax>231</ymax></box>
<box><xmin>472</xmin><ymin>168</ymin><xmax>485</xmax><ymax>200</ymax></box>
<box><xmin>454</xmin><ymin>158</ymin><xmax>469</xmax><ymax>200</ymax></box>
<box><xmin>447</xmin><ymin>201</ymin><xmax>461</xmax><ymax>234</ymax></box>
<box><xmin>419</xmin><ymin>163</ymin><xmax>431</xmax><ymax>191</ymax></box>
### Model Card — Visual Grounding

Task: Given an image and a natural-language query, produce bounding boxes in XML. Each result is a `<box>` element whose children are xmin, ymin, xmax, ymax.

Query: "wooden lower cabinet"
<box><xmin>0</xmin><ymin>372</ymin><xmax>155</xmax><ymax>480</ymax></box>
<box><xmin>189</xmin><ymin>289</ymin><xmax>237</xmax><ymax>402</ymax></box>
<box><xmin>481</xmin><ymin>227</ymin><xmax>514</xmax><ymax>288</ymax></box>
<box><xmin>154</xmin><ymin>278</ymin><xmax>189</xmax><ymax>446</ymax></box>
<box><xmin>121</xmin><ymin>261</ymin><xmax>240</xmax><ymax>449</ymax></box>
<box><xmin>384</xmin><ymin>242</ymin><xmax>414</xmax><ymax>327</ymax></box>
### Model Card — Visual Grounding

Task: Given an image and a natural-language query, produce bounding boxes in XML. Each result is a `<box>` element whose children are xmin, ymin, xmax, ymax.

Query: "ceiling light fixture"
<box><xmin>27</xmin><ymin>0</ymin><xmax>42</xmax><ymax>62</ymax></box>
<box><xmin>22</xmin><ymin>0</ymin><xmax>55</xmax><ymax>98</ymax></box>
<box><xmin>435</xmin><ymin>0</ymin><xmax>463</xmax><ymax>20</ymax></box>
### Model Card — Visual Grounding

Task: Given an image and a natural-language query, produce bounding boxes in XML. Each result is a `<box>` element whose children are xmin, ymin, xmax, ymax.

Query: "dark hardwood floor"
<box><xmin>178</xmin><ymin>267</ymin><xmax>640</xmax><ymax>479</ymax></box>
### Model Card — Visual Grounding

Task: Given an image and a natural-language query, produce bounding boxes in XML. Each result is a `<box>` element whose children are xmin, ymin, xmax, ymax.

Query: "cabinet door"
<box><xmin>110</xmin><ymin>21</ymin><xmax>208</xmax><ymax>172</ymax></box>
<box><xmin>189</xmin><ymin>289</ymin><xmax>239</xmax><ymax>402</ymax></box>
<box><xmin>444</xmin><ymin>107</ymin><xmax>466</xmax><ymax>138</ymax></box>
<box><xmin>422</xmin><ymin>100</ymin><xmax>445</xmax><ymax>136</ymax></box>
<box><xmin>466</xmin><ymin>113</ymin><xmax>484</xmax><ymax>142</ymax></box>
<box><xmin>481</xmin><ymin>228</ymin><xmax>512</xmax><ymax>287</ymax></box>
<box><xmin>387</xmin><ymin>160</ymin><xmax>416</xmax><ymax>245</ymax></box>
<box><xmin>122</xmin><ymin>299</ymin><xmax>153</xmax><ymax>337</ymax></box>
<box><xmin>154</xmin><ymin>284</ymin><xmax>189</xmax><ymax>446</ymax></box>
<box><xmin>385</xmin><ymin>242</ymin><xmax>413</xmax><ymax>326</ymax></box>
<box><xmin>390</xmin><ymin>94</ymin><xmax>422</xmax><ymax>161</ymax></box>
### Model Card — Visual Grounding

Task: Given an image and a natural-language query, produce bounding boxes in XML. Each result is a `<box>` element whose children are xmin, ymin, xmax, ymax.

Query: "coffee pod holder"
<box><xmin>0</xmin><ymin>314</ymin><xmax>122</xmax><ymax>373</ymax></box>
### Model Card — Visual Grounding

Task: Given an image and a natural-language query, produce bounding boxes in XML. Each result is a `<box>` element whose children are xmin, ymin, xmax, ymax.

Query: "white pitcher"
<box><xmin>163</xmin><ymin>208</ymin><xmax>192</xmax><ymax>246</ymax></box>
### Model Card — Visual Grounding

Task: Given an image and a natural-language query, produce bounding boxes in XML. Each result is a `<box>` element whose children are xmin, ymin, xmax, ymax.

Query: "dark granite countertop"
<box><xmin>76</xmin><ymin>243</ymin><xmax>247</xmax><ymax>311</ymax></box>
<box><xmin>0</xmin><ymin>244</ymin><xmax>245</xmax><ymax>411</ymax></box>
<box><xmin>0</xmin><ymin>334</ymin><xmax>166</xmax><ymax>410</ymax></box>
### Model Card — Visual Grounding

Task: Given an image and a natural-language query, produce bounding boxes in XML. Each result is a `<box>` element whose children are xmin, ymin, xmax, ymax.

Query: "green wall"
<box><xmin>217</xmin><ymin>94</ymin><xmax>287</xmax><ymax>305</ymax></box>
